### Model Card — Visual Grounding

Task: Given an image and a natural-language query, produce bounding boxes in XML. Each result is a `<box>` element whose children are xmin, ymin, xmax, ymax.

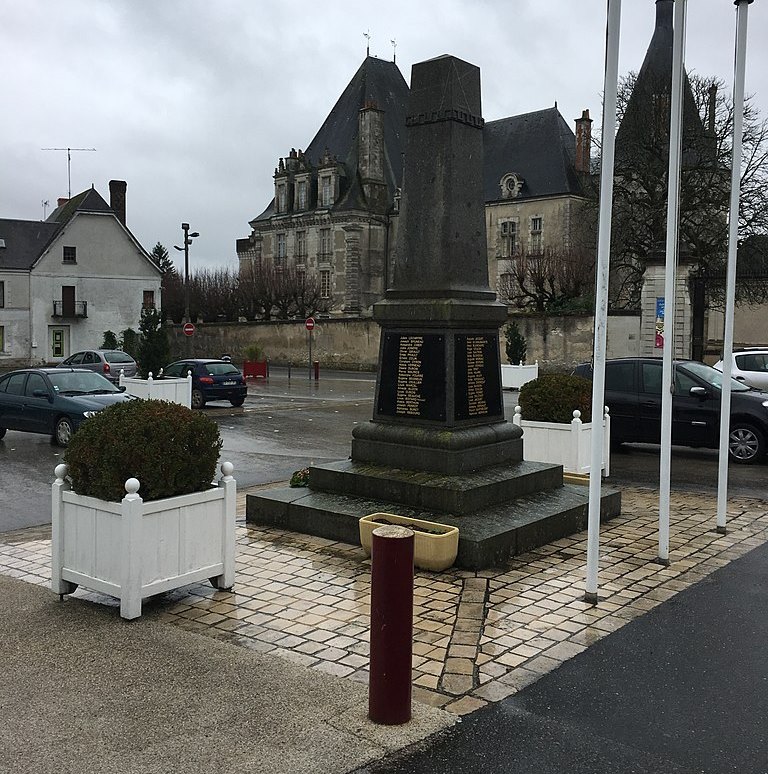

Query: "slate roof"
<box><xmin>252</xmin><ymin>56</ymin><xmax>409</xmax><ymax>221</ymax></box>
<box><xmin>0</xmin><ymin>187</ymin><xmax>116</xmax><ymax>271</ymax></box>
<box><xmin>615</xmin><ymin>0</ymin><xmax>709</xmax><ymax>167</ymax></box>
<box><xmin>484</xmin><ymin>108</ymin><xmax>583</xmax><ymax>202</ymax></box>
<box><xmin>0</xmin><ymin>219</ymin><xmax>61</xmax><ymax>270</ymax></box>
<box><xmin>248</xmin><ymin>59</ymin><xmax>586</xmax><ymax>228</ymax></box>
<box><xmin>46</xmin><ymin>187</ymin><xmax>113</xmax><ymax>224</ymax></box>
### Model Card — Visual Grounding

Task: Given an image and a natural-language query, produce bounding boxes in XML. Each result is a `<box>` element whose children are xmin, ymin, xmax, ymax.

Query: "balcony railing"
<box><xmin>52</xmin><ymin>300</ymin><xmax>88</xmax><ymax>318</ymax></box>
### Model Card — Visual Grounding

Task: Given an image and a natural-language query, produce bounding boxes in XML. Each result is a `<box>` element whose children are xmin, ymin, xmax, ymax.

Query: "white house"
<box><xmin>0</xmin><ymin>181</ymin><xmax>162</xmax><ymax>368</ymax></box>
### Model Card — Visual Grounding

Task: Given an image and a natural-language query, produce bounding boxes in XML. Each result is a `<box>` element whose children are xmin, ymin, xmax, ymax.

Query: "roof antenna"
<box><xmin>41</xmin><ymin>147</ymin><xmax>97</xmax><ymax>198</ymax></box>
<box><xmin>391</xmin><ymin>38</ymin><xmax>397</xmax><ymax>63</ymax></box>
<box><xmin>41</xmin><ymin>199</ymin><xmax>50</xmax><ymax>220</ymax></box>
<box><xmin>363</xmin><ymin>29</ymin><xmax>371</xmax><ymax>57</ymax></box>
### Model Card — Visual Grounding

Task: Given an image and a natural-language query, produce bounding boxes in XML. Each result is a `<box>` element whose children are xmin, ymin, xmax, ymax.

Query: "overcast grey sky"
<box><xmin>2</xmin><ymin>1</ymin><xmax>766</xmax><ymax>273</ymax></box>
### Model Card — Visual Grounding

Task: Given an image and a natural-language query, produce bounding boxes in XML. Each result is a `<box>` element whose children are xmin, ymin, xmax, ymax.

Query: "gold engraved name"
<box><xmin>395</xmin><ymin>335</ymin><xmax>425</xmax><ymax>416</ymax></box>
<box><xmin>465</xmin><ymin>336</ymin><xmax>488</xmax><ymax>416</ymax></box>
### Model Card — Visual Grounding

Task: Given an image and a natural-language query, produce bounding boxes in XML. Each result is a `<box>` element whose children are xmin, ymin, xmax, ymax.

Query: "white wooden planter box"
<box><xmin>513</xmin><ymin>406</ymin><xmax>611</xmax><ymax>477</ymax></box>
<box><xmin>51</xmin><ymin>462</ymin><xmax>236</xmax><ymax>620</ymax></box>
<box><xmin>118</xmin><ymin>371</ymin><xmax>192</xmax><ymax>407</ymax></box>
<box><xmin>501</xmin><ymin>362</ymin><xmax>539</xmax><ymax>390</ymax></box>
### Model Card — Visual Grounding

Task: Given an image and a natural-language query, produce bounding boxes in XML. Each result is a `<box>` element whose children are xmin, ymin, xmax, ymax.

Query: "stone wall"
<box><xmin>168</xmin><ymin>313</ymin><xmax>641</xmax><ymax>373</ymax></box>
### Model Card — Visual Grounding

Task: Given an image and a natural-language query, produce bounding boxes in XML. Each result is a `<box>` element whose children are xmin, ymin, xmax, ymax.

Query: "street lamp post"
<box><xmin>174</xmin><ymin>223</ymin><xmax>199</xmax><ymax>324</ymax></box>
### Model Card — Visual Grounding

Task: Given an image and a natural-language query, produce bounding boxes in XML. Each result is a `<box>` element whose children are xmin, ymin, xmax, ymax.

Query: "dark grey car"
<box><xmin>0</xmin><ymin>368</ymin><xmax>134</xmax><ymax>446</ymax></box>
<box><xmin>58</xmin><ymin>349</ymin><xmax>138</xmax><ymax>384</ymax></box>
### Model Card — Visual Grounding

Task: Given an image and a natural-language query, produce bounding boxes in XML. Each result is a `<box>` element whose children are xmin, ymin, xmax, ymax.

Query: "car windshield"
<box><xmin>680</xmin><ymin>361</ymin><xmax>751</xmax><ymax>392</ymax></box>
<box><xmin>48</xmin><ymin>371</ymin><xmax>121</xmax><ymax>394</ymax></box>
<box><xmin>206</xmin><ymin>363</ymin><xmax>241</xmax><ymax>376</ymax></box>
<box><xmin>104</xmin><ymin>351</ymin><xmax>135</xmax><ymax>364</ymax></box>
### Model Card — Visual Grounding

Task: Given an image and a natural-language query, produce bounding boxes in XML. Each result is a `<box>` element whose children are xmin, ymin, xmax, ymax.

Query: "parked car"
<box><xmin>572</xmin><ymin>357</ymin><xmax>768</xmax><ymax>464</ymax></box>
<box><xmin>57</xmin><ymin>349</ymin><xmax>138</xmax><ymax>384</ymax></box>
<box><xmin>713</xmin><ymin>348</ymin><xmax>768</xmax><ymax>391</ymax></box>
<box><xmin>161</xmin><ymin>359</ymin><xmax>247</xmax><ymax>409</ymax></box>
<box><xmin>0</xmin><ymin>368</ymin><xmax>134</xmax><ymax>446</ymax></box>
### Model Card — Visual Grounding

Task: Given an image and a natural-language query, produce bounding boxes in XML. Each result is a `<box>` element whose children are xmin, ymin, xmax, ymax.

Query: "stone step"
<box><xmin>246</xmin><ymin>485</ymin><xmax>621</xmax><ymax>571</ymax></box>
<box><xmin>308</xmin><ymin>459</ymin><xmax>564</xmax><ymax>515</ymax></box>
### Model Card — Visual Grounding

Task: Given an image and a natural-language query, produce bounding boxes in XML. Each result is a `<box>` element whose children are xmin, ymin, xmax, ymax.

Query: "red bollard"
<box><xmin>368</xmin><ymin>524</ymin><xmax>414</xmax><ymax>725</ymax></box>
<box><xmin>313</xmin><ymin>360</ymin><xmax>320</xmax><ymax>381</ymax></box>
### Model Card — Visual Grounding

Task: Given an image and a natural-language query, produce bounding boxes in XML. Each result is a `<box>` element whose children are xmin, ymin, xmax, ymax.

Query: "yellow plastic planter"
<box><xmin>359</xmin><ymin>512</ymin><xmax>459</xmax><ymax>572</ymax></box>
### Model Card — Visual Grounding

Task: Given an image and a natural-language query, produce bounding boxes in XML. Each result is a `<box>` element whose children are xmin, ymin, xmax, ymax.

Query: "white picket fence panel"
<box><xmin>513</xmin><ymin>406</ymin><xmax>611</xmax><ymax>477</ymax></box>
<box><xmin>119</xmin><ymin>370</ymin><xmax>192</xmax><ymax>407</ymax></box>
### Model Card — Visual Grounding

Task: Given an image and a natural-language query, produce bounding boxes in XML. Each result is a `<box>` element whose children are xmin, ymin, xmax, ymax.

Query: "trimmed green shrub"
<box><xmin>504</xmin><ymin>321</ymin><xmax>527</xmax><ymax>365</ymax></box>
<box><xmin>518</xmin><ymin>373</ymin><xmax>593</xmax><ymax>424</ymax></box>
<box><xmin>244</xmin><ymin>343</ymin><xmax>266</xmax><ymax>361</ymax></box>
<box><xmin>64</xmin><ymin>400</ymin><xmax>222</xmax><ymax>502</ymax></box>
<box><xmin>101</xmin><ymin>330</ymin><xmax>119</xmax><ymax>350</ymax></box>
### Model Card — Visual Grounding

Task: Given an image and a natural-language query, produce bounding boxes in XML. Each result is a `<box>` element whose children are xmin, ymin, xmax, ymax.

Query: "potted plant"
<box><xmin>501</xmin><ymin>321</ymin><xmax>538</xmax><ymax>389</ymax></box>
<box><xmin>359</xmin><ymin>512</ymin><xmax>459</xmax><ymax>572</ymax></box>
<box><xmin>243</xmin><ymin>343</ymin><xmax>268</xmax><ymax>380</ymax></box>
<box><xmin>513</xmin><ymin>373</ymin><xmax>610</xmax><ymax>478</ymax></box>
<box><xmin>51</xmin><ymin>399</ymin><xmax>235</xmax><ymax>620</ymax></box>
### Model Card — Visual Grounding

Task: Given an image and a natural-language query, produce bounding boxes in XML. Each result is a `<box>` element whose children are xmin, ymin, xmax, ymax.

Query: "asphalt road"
<box><xmin>1</xmin><ymin>371</ymin><xmax>766</xmax><ymax>532</ymax></box>
<box><xmin>356</xmin><ymin>531</ymin><xmax>768</xmax><ymax>774</ymax></box>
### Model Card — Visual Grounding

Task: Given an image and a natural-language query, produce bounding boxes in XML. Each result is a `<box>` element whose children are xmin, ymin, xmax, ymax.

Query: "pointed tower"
<box><xmin>615</xmin><ymin>0</ymin><xmax>708</xmax><ymax>169</ymax></box>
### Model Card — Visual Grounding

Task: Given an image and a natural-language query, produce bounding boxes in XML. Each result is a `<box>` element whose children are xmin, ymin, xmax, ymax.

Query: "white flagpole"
<box><xmin>585</xmin><ymin>0</ymin><xmax>621</xmax><ymax>604</ymax></box>
<box><xmin>716</xmin><ymin>0</ymin><xmax>753</xmax><ymax>532</ymax></box>
<box><xmin>657</xmin><ymin>0</ymin><xmax>688</xmax><ymax>565</ymax></box>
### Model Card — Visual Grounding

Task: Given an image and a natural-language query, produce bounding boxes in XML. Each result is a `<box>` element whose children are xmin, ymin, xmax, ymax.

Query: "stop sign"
<box><xmin>183</xmin><ymin>322</ymin><xmax>195</xmax><ymax>337</ymax></box>
<box><xmin>305</xmin><ymin>317</ymin><xmax>315</xmax><ymax>331</ymax></box>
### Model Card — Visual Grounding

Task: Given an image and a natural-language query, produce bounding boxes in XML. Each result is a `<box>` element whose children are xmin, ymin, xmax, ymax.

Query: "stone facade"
<box><xmin>237</xmin><ymin>58</ymin><xmax>591</xmax><ymax>319</ymax></box>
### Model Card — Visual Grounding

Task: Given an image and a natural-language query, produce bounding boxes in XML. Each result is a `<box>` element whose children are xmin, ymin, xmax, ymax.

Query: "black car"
<box><xmin>573</xmin><ymin>357</ymin><xmax>768</xmax><ymax>464</ymax></box>
<box><xmin>161</xmin><ymin>359</ymin><xmax>247</xmax><ymax>409</ymax></box>
<box><xmin>0</xmin><ymin>368</ymin><xmax>134</xmax><ymax>446</ymax></box>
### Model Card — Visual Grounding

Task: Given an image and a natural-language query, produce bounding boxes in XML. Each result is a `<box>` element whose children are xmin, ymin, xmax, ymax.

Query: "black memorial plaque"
<box><xmin>377</xmin><ymin>333</ymin><xmax>446</xmax><ymax>421</ymax></box>
<box><xmin>454</xmin><ymin>333</ymin><xmax>502</xmax><ymax>420</ymax></box>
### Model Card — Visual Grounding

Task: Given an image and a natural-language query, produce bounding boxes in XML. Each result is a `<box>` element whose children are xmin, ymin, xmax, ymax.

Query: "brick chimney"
<box><xmin>57</xmin><ymin>197</ymin><xmax>69</xmax><ymax>207</ymax></box>
<box><xmin>574</xmin><ymin>109</ymin><xmax>592</xmax><ymax>174</ymax></box>
<box><xmin>109</xmin><ymin>180</ymin><xmax>127</xmax><ymax>225</ymax></box>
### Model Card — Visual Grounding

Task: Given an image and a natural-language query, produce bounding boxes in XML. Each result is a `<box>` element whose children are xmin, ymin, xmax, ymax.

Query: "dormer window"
<box><xmin>320</xmin><ymin>175</ymin><xmax>333</xmax><ymax>207</ymax></box>
<box><xmin>297</xmin><ymin>180</ymin><xmax>308</xmax><ymax>210</ymax></box>
<box><xmin>276</xmin><ymin>183</ymin><xmax>288</xmax><ymax>214</ymax></box>
<box><xmin>500</xmin><ymin>173</ymin><xmax>524</xmax><ymax>200</ymax></box>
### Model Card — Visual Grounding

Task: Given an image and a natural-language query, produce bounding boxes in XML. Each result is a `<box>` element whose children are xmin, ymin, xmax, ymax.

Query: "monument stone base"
<box><xmin>245</xmin><ymin>459</ymin><xmax>621</xmax><ymax>570</ymax></box>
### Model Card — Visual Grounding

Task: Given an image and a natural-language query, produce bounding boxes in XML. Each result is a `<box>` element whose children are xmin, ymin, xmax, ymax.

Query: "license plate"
<box><xmin>223</xmin><ymin>380</ymin><xmax>236</xmax><ymax>385</ymax></box>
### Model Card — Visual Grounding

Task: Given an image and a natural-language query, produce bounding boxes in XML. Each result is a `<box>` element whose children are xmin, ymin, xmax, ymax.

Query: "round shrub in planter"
<box><xmin>64</xmin><ymin>399</ymin><xmax>223</xmax><ymax>502</ymax></box>
<box><xmin>518</xmin><ymin>373</ymin><xmax>593</xmax><ymax>424</ymax></box>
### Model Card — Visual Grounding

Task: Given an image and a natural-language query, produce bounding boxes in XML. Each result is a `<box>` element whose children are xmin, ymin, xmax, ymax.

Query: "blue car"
<box><xmin>161</xmin><ymin>359</ymin><xmax>247</xmax><ymax>409</ymax></box>
<box><xmin>0</xmin><ymin>368</ymin><xmax>134</xmax><ymax>446</ymax></box>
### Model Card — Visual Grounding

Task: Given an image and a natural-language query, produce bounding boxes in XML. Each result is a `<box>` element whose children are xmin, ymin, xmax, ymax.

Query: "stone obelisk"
<box><xmin>352</xmin><ymin>54</ymin><xmax>522</xmax><ymax>474</ymax></box>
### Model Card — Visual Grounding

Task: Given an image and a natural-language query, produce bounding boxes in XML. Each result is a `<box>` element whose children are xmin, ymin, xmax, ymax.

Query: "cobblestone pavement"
<box><xmin>2</xmin><ymin>486</ymin><xmax>766</xmax><ymax>716</ymax></box>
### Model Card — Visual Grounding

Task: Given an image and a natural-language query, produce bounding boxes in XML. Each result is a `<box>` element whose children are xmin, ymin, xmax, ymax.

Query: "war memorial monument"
<box><xmin>246</xmin><ymin>55</ymin><xmax>620</xmax><ymax>569</ymax></box>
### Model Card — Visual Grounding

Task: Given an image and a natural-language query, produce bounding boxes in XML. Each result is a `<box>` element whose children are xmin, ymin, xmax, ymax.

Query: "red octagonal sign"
<box><xmin>183</xmin><ymin>322</ymin><xmax>196</xmax><ymax>336</ymax></box>
<box><xmin>305</xmin><ymin>317</ymin><xmax>315</xmax><ymax>331</ymax></box>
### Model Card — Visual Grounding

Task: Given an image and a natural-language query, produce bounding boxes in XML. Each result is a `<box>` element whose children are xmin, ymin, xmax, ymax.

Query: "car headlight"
<box><xmin>83</xmin><ymin>411</ymin><xmax>98</xmax><ymax>418</ymax></box>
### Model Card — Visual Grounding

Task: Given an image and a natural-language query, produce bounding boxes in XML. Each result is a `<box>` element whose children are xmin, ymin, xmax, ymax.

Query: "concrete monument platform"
<box><xmin>246</xmin><ymin>463</ymin><xmax>621</xmax><ymax>570</ymax></box>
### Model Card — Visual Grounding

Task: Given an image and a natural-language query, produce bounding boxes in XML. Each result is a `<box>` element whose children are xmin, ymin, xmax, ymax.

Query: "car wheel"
<box><xmin>54</xmin><ymin>417</ymin><xmax>74</xmax><ymax>447</ymax></box>
<box><xmin>728</xmin><ymin>423</ymin><xmax>765</xmax><ymax>464</ymax></box>
<box><xmin>191</xmin><ymin>389</ymin><xmax>206</xmax><ymax>410</ymax></box>
<box><xmin>230</xmin><ymin>397</ymin><xmax>245</xmax><ymax>407</ymax></box>
<box><xmin>0</xmin><ymin>427</ymin><xmax>6</xmax><ymax>440</ymax></box>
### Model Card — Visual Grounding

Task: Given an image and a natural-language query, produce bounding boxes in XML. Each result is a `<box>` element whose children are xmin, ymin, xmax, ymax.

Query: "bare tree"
<box><xmin>588</xmin><ymin>71</ymin><xmax>768</xmax><ymax>310</ymax></box>
<box><xmin>498</xmin><ymin>247</ymin><xmax>595</xmax><ymax>313</ymax></box>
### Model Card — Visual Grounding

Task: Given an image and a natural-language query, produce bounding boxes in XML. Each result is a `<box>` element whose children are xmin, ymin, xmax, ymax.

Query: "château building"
<box><xmin>236</xmin><ymin>56</ymin><xmax>592</xmax><ymax>316</ymax></box>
